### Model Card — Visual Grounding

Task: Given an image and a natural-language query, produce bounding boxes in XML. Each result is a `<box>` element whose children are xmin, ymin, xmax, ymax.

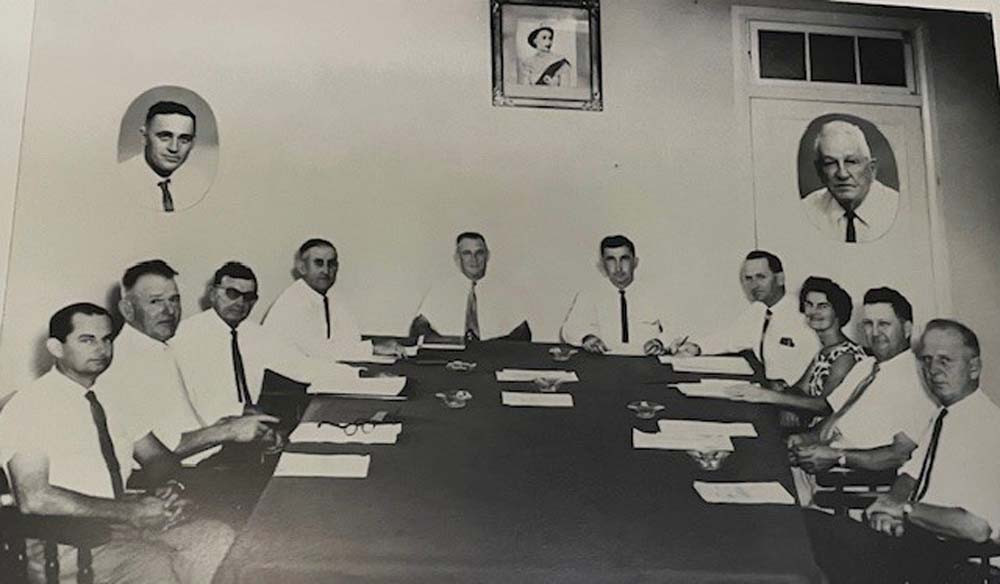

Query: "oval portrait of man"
<box><xmin>117</xmin><ymin>86</ymin><xmax>219</xmax><ymax>213</ymax></box>
<box><xmin>797</xmin><ymin>114</ymin><xmax>900</xmax><ymax>244</ymax></box>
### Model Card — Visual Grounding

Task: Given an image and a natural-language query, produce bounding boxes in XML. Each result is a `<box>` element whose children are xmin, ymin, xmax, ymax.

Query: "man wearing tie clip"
<box><xmin>560</xmin><ymin>234</ymin><xmax>672</xmax><ymax>355</ymax></box>
<box><xmin>804</xmin><ymin>320</ymin><xmax>1000</xmax><ymax>584</ymax></box>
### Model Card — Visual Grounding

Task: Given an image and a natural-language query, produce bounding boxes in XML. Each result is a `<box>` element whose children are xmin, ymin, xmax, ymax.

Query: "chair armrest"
<box><xmin>1</xmin><ymin>507</ymin><xmax>111</xmax><ymax>549</ymax></box>
<box><xmin>815</xmin><ymin>468</ymin><xmax>897</xmax><ymax>488</ymax></box>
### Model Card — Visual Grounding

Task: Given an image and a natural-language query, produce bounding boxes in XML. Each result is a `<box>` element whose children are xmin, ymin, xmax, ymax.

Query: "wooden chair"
<box><xmin>812</xmin><ymin>467</ymin><xmax>897</xmax><ymax>517</ymax></box>
<box><xmin>946</xmin><ymin>540</ymin><xmax>1000</xmax><ymax>584</ymax></box>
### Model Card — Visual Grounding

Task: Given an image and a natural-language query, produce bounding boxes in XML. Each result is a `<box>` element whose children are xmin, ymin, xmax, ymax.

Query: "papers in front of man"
<box><xmin>657</xmin><ymin>419</ymin><xmax>757</xmax><ymax>438</ymax></box>
<box><xmin>693</xmin><ymin>481</ymin><xmax>795</xmax><ymax>505</ymax></box>
<box><xmin>273</xmin><ymin>453</ymin><xmax>371</xmax><ymax>478</ymax></box>
<box><xmin>658</xmin><ymin>355</ymin><xmax>754</xmax><ymax>376</ymax></box>
<box><xmin>288</xmin><ymin>422</ymin><xmax>402</xmax><ymax>445</ymax></box>
<box><xmin>347</xmin><ymin>354</ymin><xmax>398</xmax><ymax>365</ymax></box>
<box><xmin>632</xmin><ymin>428</ymin><xmax>734</xmax><ymax>451</ymax></box>
<box><xmin>604</xmin><ymin>343</ymin><xmax>650</xmax><ymax>357</ymax></box>
<box><xmin>673</xmin><ymin>380</ymin><xmax>776</xmax><ymax>404</ymax></box>
<box><xmin>501</xmin><ymin>391</ymin><xmax>574</xmax><ymax>408</ymax></box>
<box><xmin>495</xmin><ymin>369</ymin><xmax>579</xmax><ymax>382</ymax></box>
<box><xmin>308</xmin><ymin>376</ymin><xmax>407</xmax><ymax>397</ymax></box>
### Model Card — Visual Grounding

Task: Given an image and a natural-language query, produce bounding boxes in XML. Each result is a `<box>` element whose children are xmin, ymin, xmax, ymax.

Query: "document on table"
<box><xmin>289</xmin><ymin>422</ymin><xmax>402</xmax><ymax>444</ymax></box>
<box><xmin>421</xmin><ymin>342</ymin><xmax>466</xmax><ymax>351</ymax></box>
<box><xmin>604</xmin><ymin>342</ymin><xmax>649</xmax><ymax>357</ymax></box>
<box><xmin>273</xmin><ymin>453</ymin><xmax>371</xmax><ymax>478</ymax></box>
<box><xmin>308</xmin><ymin>376</ymin><xmax>407</xmax><ymax>397</ymax></box>
<box><xmin>659</xmin><ymin>355</ymin><xmax>754</xmax><ymax>376</ymax></box>
<box><xmin>347</xmin><ymin>354</ymin><xmax>398</xmax><ymax>365</ymax></box>
<box><xmin>501</xmin><ymin>391</ymin><xmax>574</xmax><ymax>408</ymax></box>
<box><xmin>657</xmin><ymin>419</ymin><xmax>757</xmax><ymax>438</ymax></box>
<box><xmin>496</xmin><ymin>369</ymin><xmax>579</xmax><ymax>382</ymax></box>
<box><xmin>693</xmin><ymin>481</ymin><xmax>795</xmax><ymax>505</ymax></box>
<box><xmin>632</xmin><ymin>428</ymin><xmax>734</xmax><ymax>451</ymax></box>
<box><xmin>674</xmin><ymin>381</ymin><xmax>776</xmax><ymax>404</ymax></box>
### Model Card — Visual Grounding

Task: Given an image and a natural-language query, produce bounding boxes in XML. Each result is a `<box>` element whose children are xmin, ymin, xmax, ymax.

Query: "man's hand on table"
<box><xmin>643</xmin><ymin>338</ymin><xmax>667</xmax><ymax>355</ymax></box>
<box><xmin>373</xmin><ymin>339</ymin><xmax>405</xmax><ymax>358</ymax></box>
<box><xmin>667</xmin><ymin>337</ymin><xmax>700</xmax><ymax>356</ymax></box>
<box><xmin>790</xmin><ymin>444</ymin><xmax>841</xmax><ymax>472</ymax></box>
<box><xmin>218</xmin><ymin>414</ymin><xmax>281</xmax><ymax>443</ymax></box>
<box><xmin>581</xmin><ymin>335</ymin><xmax>609</xmax><ymax>354</ymax></box>
<box><xmin>866</xmin><ymin>494</ymin><xmax>907</xmax><ymax>537</ymax></box>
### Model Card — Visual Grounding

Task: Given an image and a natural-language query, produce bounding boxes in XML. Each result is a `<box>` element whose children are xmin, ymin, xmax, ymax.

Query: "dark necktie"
<box><xmin>323</xmin><ymin>295</ymin><xmax>332</xmax><ymax>339</ymax></box>
<box><xmin>619</xmin><ymin>289</ymin><xmax>629</xmax><ymax>343</ymax></box>
<box><xmin>465</xmin><ymin>282</ymin><xmax>480</xmax><ymax>341</ymax></box>
<box><xmin>158</xmin><ymin>179</ymin><xmax>175</xmax><ymax>213</ymax></box>
<box><xmin>83</xmin><ymin>391</ymin><xmax>125</xmax><ymax>499</ymax></box>
<box><xmin>844</xmin><ymin>208</ymin><xmax>858</xmax><ymax>243</ymax></box>
<box><xmin>759</xmin><ymin>308</ymin><xmax>773</xmax><ymax>372</ymax></box>
<box><xmin>911</xmin><ymin>407</ymin><xmax>949</xmax><ymax>502</ymax></box>
<box><xmin>230</xmin><ymin>328</ymin><xmax>252</xmax><ymax>405</ymax></box>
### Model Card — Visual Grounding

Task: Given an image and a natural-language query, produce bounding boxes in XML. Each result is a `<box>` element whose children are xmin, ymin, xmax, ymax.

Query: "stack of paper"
<box><xmin>309</xmin><ymin>376</ymin><xmax>407</xmax><ymax>397</ymax></box>
<box><xmin>657</xmin><ymin>419</ymin><xmax>757</xmax><ymax>438</ymax></box>
<box><xmin>659</xmin><ymin>355</ymin><xmax>754</xmax><ymax>376</ymax></box>
<box><xmin>495</xmin><ymin>369</ymin><xmax>579</xmax><ymax>382</ymax></box>
<box><xmin>273</xmin><ymin>453</ymin><xmax>371</xmax><ymax>478</ymax></box>
<box><xmin>674</xmin><ymin>381</ymin><xmax>777</xmax><ymax>404</ymax></box>
<box><xmin>288</xmin><ymin>422</ymin><xmax>402</xmax><ymax>444</ymax></box>
<box><xmin>632</xmin><ymin>428</ymin><xmax>734</xmax><ymax>451</ymax></box>
<box><xmin>693</xmin><ymin>481</ymin><xmax>795</xmax><ymax>505</ymax></box>
<box><xmin>501</xmin><ymin>391</ymin><xmax>574</xmax><ymax>408</ymax></box>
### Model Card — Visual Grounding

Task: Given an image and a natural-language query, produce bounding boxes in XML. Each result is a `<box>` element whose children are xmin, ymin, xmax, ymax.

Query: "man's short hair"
<box><xmin>863</xmin><ymin>287</ymin><xmax>913</xmax><ymax>323</ymax></box>
<box><xmin>922</xmin><ymin>318</ymin><xmax>980</xmax><ymax>357</ymax></box>
<box><xmin>455</xmin><ymin>232</ymin><xmax>487</xmax><ymax>247</ymax></box>
<box><xmin>744</xmin><ymin>250</ymin><xmax>783</xmax><ymax>274</ymax></box>
<box><xmin>599</xmin><ymin>235</ymin><xmax>635</xmax><ymax>256</ymax></box>
<box><xmin>298</xmin><ymin>238</ymin><xmax>335</xmax><ymax>258</ymax></box>
<box><xmin>813</xmin><ymin>120</ymin><xmax>871</xmax><ymax>161</ymax></box>
<box><xmin>122</xmin><ymin>259</ymin><xmax>179</xmax><ymax>292</ymax></box>
<box><xmin>49</xmin><ymin>303</ymin><xmax>111</xmax><ymax>342</ymax></box>
<box><xmin>145</xmin><ymin>101</ymin><xmax>196</xmax><ymax>128</ymax></box>
<box><xmin>212</xmin><ymin>261</ymin><xmax>257</xmax><ymax>287</ymax></box>
<box><xmin>799</xmin><ymin>276</ymin><xmax>853</xmax><ymax>324</ymax></box>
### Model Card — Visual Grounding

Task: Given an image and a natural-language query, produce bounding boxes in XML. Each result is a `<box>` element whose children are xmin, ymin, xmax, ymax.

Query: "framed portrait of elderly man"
<box><xmin>491</xmin><ymin>0</ymin><xmax>602</xmax><ymax>111</ymax></box>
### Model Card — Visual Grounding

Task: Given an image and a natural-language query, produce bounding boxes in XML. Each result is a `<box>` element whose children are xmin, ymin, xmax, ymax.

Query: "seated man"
<box><xmin>102</xmin><ymin>259</ymin><xmax>279</xmax><ymax>464</ymax></box>
<box><xmin>0</xmin><ymin>303</ymin><xmax>234</xmax><ymax>584</ymax></box>
<box><xmin>805</xmin><ymin>319</ymin><xmax>1000</xmax><ymax>584</ymax></box>
<box><xmin>171</xmin><ymin>262</ymin><xmax>363</xmax><ymax>426</ymax></box>
<box><xmin>560</xmin><ymin>234</ymin><xmax>671</xmax><ymax>355</ymax></box>
<box><xmin>262</xmin><ymin>238</ymin><xmax>403</xmax><ymax>360</ymax></box>
<box><xmin>410</xmin><ymin>232</ymin><xmax>531</xmax><ymax>342</ymax></box>
<box><xmin>787</xmin><ymin>287</ymin><xmax>937</xmax><ymax>506</ymax></box>
<box><xmin>673</xmin><ymin>250</ymin><xmax>817</xmax><ymax>383</ymax></box>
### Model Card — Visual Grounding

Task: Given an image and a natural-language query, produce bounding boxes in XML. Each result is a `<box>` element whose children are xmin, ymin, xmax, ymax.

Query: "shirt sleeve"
<box><xmin>262</xmin><ymin>332</ymin><xmax>360</xmax><ymax>391</ymax></box>
<box><xmin>560</xmin><ymin>290</ymin><xmax>598</xmax><ymax>346</ymax></box>
<box><xmin>694</xmin><ymin>302</ymin><xmax>761</xmax><ymax>356</ymax></box>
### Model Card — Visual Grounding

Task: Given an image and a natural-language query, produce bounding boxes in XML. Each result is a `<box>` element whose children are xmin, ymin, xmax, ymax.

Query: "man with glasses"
<box><xmin>171</xmin><ymin>262</ymin><xmax>362</xmax><ymax>427</ymax></box>
<box><xmin>801</xmin><ymin>120</ymin><xmax>899</xmax><ymax>243</ymax></box>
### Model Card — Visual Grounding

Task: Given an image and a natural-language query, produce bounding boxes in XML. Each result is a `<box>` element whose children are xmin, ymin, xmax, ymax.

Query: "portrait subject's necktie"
<box><xmin>619</xmin><ymin>289</ymin><xmax>629</xmax><ymax>343</ymax></box>
<box><xmin>465</xmin><ymin>281</ymin><xmax>480</xmax><ymax>341</ymax></box>
<box><xmin>911</xmin><ymin>407</ymin><xmax>949</xmax><ymax>502</ymax></box>
<box><xmin>759</xmin><ymin>308</ymin><xmax>773</xmax><ymax>371</ymax></box>
<box><xmin>158</xmin><ymin>179</ymin><xmax>175</xmax><ymax>213</ymax></box>
<box><xmin>84</xmin><ymin>390</ymin><xmax>125</xmax><ymax>499</ymax></box>
<box><xmin>230</xmin><ymin>328</ymin><xmax>252</xmax><ymax>405</ymax></box>
<box><xmin>844</xmin><ymin>208</ymin><xmax>858</xmax><ymax>243</ymax></box>
<box><xmin>323</xmin><ymin>295</ymin><xmax>332</xmax><ymax>340</ymax></box>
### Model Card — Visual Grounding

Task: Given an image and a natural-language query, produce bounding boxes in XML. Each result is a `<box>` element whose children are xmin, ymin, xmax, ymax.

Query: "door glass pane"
<box><xmin>759</xmin><ymin>30</ymin><xmax>806</xmax><ymax>80</ymax></box>
<box><xmin>859</xmin><ymin>37</ymin><xmax>907</xmax><ymax>86</ymax></box>
<box><xmin>809</xmin><ymin>34</ymin><xmax>856</xmax><ymax>83</ymax></box>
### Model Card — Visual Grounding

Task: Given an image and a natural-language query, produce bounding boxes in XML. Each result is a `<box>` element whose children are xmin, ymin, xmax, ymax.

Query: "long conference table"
<box><xmin>213</xmin><ymin>341</ymin><xmax>824</xmax><ymax>583</ymax></box>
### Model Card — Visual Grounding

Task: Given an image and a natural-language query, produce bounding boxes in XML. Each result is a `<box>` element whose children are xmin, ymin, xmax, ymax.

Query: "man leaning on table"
<box><xmin>560</xmin><ymin>234</ymin><xmax>671</xmax><ymax>355</ymax></box>
<box><xmin>786</xmin><ymin>287</ymin><xmax>937</xmax><ymax>506</ymax></box>
<box><xmin>409</xmin><ymin>232</ymin><xmax>531</xmax><ymax>342</ymax></box>
<box><xmin>805</xmin><ymin>319</ymin><xmax>1000</xmax><ymax>584</ymax></box>
<box><xmin>262</xmin><ymin>238</ymin><xmax>404</xmax><ymax>360</ymax></box>
<box><xmin>672</xmin><ymin>250</ymin><xmax>817</xmax><ymax>383</ymax></box>
<box><xmin>0</xmin><ymin>303</ymin><xmax>233</xmax><ymax>584</ymax></box>
<box><xmin>171</xmin><ymin>261</ymin><xmax>363</xmax><ymax>427</ymax></box>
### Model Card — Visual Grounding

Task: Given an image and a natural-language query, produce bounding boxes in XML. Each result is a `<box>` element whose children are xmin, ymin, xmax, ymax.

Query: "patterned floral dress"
<box><xmin>804</xmin><ymin>340</ymin><xmax>867</xmax><ymax>397</ymax></box>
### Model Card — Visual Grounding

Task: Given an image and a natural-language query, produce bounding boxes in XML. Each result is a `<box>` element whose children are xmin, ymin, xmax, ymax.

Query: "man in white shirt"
<box><xmin>800</xmin><ymin>120</ymin><xmax>899</xmax><ymax>243</ymax></box>
<box><xmin>560</xmin><ymin>234</ymin><xmax>671</xmax><ymax>355</ymax></box>
<box><xmin>673</xmin><ymin>250</ymin><xmax>817</xmax><ymax>383</ymax></box>
<box><xmin>805</xmin><ymin>319</ymin><xmax>1000</xmax><ymax>583</ymax></box>
<box><xmin>262</xmin><ymin>238</ymin><xmax>403</xmax><ymax>360</ymax></box>
<box><xmin>410</xmin><ymin>232</ymin><xmax>531</xmax><ymax>342</ymax></box>
<box><xmin>787</xmin><ymin>287</ymin><xmax>937</xmax><ymax>504</ymax></box>
<box><xmin>0</xmin><ymin>303</ymin><xmax>234</xmax><ymax>584</ymax></box>
<box><xmin>100</xmin><ymin>260</ymin><xmax>278</xmax><ymax>465</ymax></box>
<box><xmin>171</xmin><ymin>261</ymin><xmax>362</xmax><ymax>426</ymax></box>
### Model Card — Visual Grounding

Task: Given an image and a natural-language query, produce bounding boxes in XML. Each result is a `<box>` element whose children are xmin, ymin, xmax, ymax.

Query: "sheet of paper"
<box><xmin>501</xmin><ymin>391</ymin><xmax>574</xmax><ymax>408</ymax></box>
<box><xmin>657</xmin><ymin>419</ymin><xmax>757</xmax><ymax>438</ymax></box>
<box><xmin>289</xmin><ymin>422</ymin><xmax>402</xmax><ymax>444</ymax></box>
<box><xmin>659</xmin><ymin>355</ymin><xmax>754</xmax><ymax>376</ymax></box>
<box><xmin>693</xmin><ymin>481</ymin><xmax>795</xmax><ymax>505</ymax></box>
<box><xmin>273</xmin><ymin>453</ymin><xmax>371</xmax><ymax>478</ymax></box>
<box><xmin>348</xmin><ymin>354</ymin><xmax>398</xmax><ymax>365</ymax></box>
<box><xmin>673</xmin><ymin>382</ymin><xmax>774</xmax><ymax>404</ymax></box>
<box><xmin>632</xmin><ymin>428</ymin><xmax>734</xmax><ymax>451</ymax></box>
<box><xmin>495</xmin><ymin>369</ymin><xmax>579</xmax><ymax>382</ymax></box>
<box><xmin>604</xmin><ymin>342</ymin><xmax>649</xmax><ymax>357</ymax></box>
<box><xmin>309</xmin><ymin>376</ymin><xmax>406</xmax><ymax>396</ymax></box>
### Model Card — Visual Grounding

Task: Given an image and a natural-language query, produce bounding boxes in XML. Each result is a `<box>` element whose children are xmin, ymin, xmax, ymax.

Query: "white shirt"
<box><xmin>560</xmin><ymin>278</ymin><xmax>670</xmax><ymax>351</ymax></box>
<box><xmin>801</xmin><ymin>180</ymin><xmax>899</xmax><ymax>243</ymax></box>
<box><xmin>119</xmin><ymin>153</ymin><xmax>209</xmax><ymax>213</ymax></box>
<box><xmin>262</xmin><ymin>279</ymin><xmax>372</xmax><ymax>360</ymax></box>
<box><xmin>415</xmin><ymin>271</ymin><xmax>527</xmax><ymax>340</ymax></box>
<box><xmin>827</xmin><ymin>353</ymin><xmax>937</xmax><ymax>449</ymax></box>
<box><xmin>900</xmin><ymin>389</ymin><xmax>1000</xmax><ymax>541</ymax></box>
<box><xmin>171</xmin><ymin>309</ymin><xmax>360</xmax><ymax>424</ymax></box>
<box><xmin>0</xmin><ymin>369</ymin><xmax>135</xmax><ymax>499</ymax></box>
<box><xmin>693</xmin><ymin>294</ymin><xmax>818</xmax><ymax>383</ymax></box>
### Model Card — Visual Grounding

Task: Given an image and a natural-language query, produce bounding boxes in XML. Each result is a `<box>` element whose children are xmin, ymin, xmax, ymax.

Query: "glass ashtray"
<box><xmin>686</xmin><ymin>449</ymin><xmax>732</xmax><ymax>471</ymax></box>
<box><xmin>533</xmin><ymin>376</ymin><xmax>566</xmax><ymax>393</ymax></box>
<box><xmin>445</xmin><ymin>360</ymin><xmax>477</xmax><ymax>372</ymax></box>
<box><xmin>549</xmin><ymin>347</ymin><xmax>579</xmax><ymax>362</ymax></box>
<box><xmin>435</xmin><ymin>389</ymin><xmax>472</xmax><ymax>408</ymax></box>
<box><xmin>626</xmin><ymin>400</ymin><xmax>665</xmax><ymax>419</ymax></box>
